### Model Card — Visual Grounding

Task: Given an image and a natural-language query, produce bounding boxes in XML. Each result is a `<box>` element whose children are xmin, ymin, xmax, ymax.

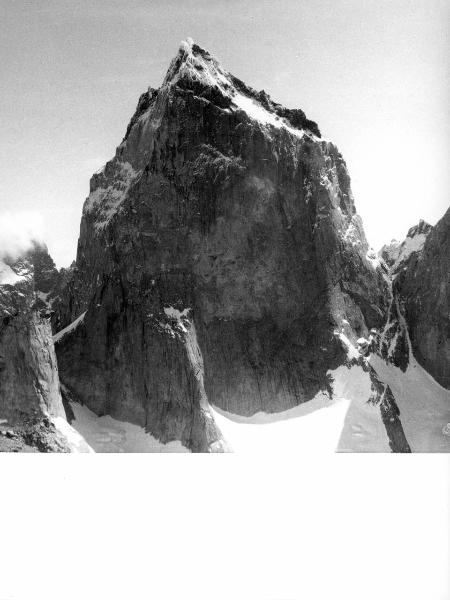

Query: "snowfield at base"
<box><xmin>53</xmin><ymin>311</ymin><xmax>86</xmax><ymax>343</ymax></box>
<box><xmin>211</xmin><ymin>364</ymin><xmax>391</xmax><ymax>453</ymax></box>
<box><xmin>370</xmin><ymin>354</ymin><xmax>450</xmax><ymax>452</ymax></box>
<box><xmin>69</xmin><ymin>402</ymin><xmax>189</xmax><ymax>453</ymax></box>
<box><xmin>51</xmin><ymin>416</ymin><xmax>94</xmax><ymax>453</ymax></box>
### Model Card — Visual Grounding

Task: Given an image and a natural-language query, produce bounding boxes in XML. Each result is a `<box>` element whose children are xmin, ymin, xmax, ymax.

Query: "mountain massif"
<box><xmin>1</xmin><ymin>40</ymin><xmax>449</xmax><ymax>452</ymax></box>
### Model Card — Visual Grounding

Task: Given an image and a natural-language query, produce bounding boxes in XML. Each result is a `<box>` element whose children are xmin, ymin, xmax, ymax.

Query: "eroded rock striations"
<box><xmin>52</xmin><ymin>40</ymin><xmax>395</xmax><ymax>452</ymax></box>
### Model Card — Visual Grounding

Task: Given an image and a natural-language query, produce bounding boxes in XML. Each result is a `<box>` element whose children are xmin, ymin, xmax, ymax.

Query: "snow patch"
<box><xmin>51</xmin><ymin>416</ymin><xmax>94</xmax><ymax>453</ymax></box>
<box><xmin>211</xmin><ymin>362</ymin><xmax>391</xmax><ymax>453</ymax></box>
<box><xmin>162</xmin><ymin>306</ymin><xmax>191</xmax><ymax>334</ymax></box>
<box><xmin>369</xmin><ymin>353</ymin><xmax>450</xmax><ymax>452</ymax></box>
<box><xmin>335</xmin><ymin>331</ymin><xmax>360</xmax><ymax>360</ymax></box>
<box><xmin>211</xmin><ymin>391</ymin><xmax>348</xmax><ymax>454</ymax></box>
<box><xmin>163</xmin><ymin>306</ymin><xmax>190</xmax><ymax>319</ymax></box>
<box><xmin>366</xmin><ymin>248</ymin><xmax>380</xmax><ymax>269</ymax></box>
<box><xmin>231</xmin><ymin>93</ymin><xmax>305</xmax><ymax>139</ymax></box>
<box><xmin>53</xmin><ymin>311</ymin><xmax>86</xmax><ymax>343</ymax></box>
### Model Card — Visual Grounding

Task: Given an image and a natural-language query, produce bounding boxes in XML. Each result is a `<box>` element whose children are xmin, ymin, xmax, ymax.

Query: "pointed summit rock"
<box><xmin>55</xmin><ymin>41</ymin><xmax>393</xmax><ymax>451</ymax></box>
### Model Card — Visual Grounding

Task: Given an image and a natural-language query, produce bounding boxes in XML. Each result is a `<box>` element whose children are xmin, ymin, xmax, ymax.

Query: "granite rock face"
<box><xmin>55</xmin><ymin>40</ymin><xmax>390</xmax><ymax>451</ymax></box>
<box><xmin>395</xmin><ymin>208</ymin><xmax>450</xmax><ymax>388</ymax></box>
<box><xmin>0</xmin><ymin>250</ymin><xmax>92</xmax><ymax>452</ymax></box>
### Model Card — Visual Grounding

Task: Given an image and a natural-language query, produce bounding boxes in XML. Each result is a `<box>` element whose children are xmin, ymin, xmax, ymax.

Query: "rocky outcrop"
<box><xmin>0</xmin><ymin>250</ymin><xmax>92</xmax><ymax>452</ymax></box>
<box><xmin>395</xmin><ymin>208</ymin><xmax>450</xmax><ymax>388</ymax></box>
<box><xmin>54</xmin><ymin>40</ymin><xmax>390</xmax><ymax>452</ymax></box>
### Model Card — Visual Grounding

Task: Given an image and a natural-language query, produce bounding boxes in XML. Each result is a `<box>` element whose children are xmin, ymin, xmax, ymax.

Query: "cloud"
<box><xmin>0</xmin><ymin>210</ymin><xmax>45</xmax><ymax>259</ymax></box>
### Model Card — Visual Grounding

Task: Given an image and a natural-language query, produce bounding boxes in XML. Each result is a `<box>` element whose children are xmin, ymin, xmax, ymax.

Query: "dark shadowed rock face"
<box><xmin>377</xmin><ymin>219</ymin><xmax>435</xmax><ymax>374</ymax></box>
<box><xmin>55</xmin><ymin>40</ymin><xmax>389</xmax><ymax>451</ymax></box>
<box><xmin>395</xmin><ymin>208</ymin><xmax>450</xmax><ymax>388</ymax></box>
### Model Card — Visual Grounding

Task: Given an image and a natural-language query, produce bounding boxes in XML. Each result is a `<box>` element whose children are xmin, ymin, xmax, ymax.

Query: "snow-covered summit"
<box><xmin>163</xmin><ymin>37</ymin><xmax>227</xmax><ymax>88</ymax></box>
<box><xmin>83</xmin><ymin>39</ymin><xmax>322</xmax><ymax>231</ymax></box>
<box><xmin>162</xmin><ymin>38</ymin><xmax>321</xmax><ymax>139</ymax></box>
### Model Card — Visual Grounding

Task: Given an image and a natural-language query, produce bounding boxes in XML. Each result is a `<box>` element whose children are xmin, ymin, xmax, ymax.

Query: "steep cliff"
<box><xmin>0</xmin><ymin>250</ymin><xmax>92</xmax><ymax>452</ymax></box>
<box><xmin>395</xmin><ymin>208</ymin><xmax>450</xmax><ymax>388</ymax></box>
<box><xmin>54</xmin><ymin>40</ymin><xmax>394</xmax><ymax>452</ymax></box>
<box><xmin>377</xmin><ymin>220</ymin><xmax>433</xmax><ymax>372</ymax></box>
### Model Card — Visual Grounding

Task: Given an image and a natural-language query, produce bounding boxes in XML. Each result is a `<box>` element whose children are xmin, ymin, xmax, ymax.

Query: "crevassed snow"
<box><xmin>0</xmin><ymin>260</ymin><xmax>25</xmax><ymax>285</ymax></box>
<box><xmin>51</xmin><ymin>416</ymin><xmax>94</xmax><ymax>453</ymax></box>
<box><xmin>211</xmin><ymin>363</ymin><xmax>391</xmax><ymax>454</ymax></box>
<box><xmin>53</xmin><ymin>311</ymin><xmax>86</xmax><ymax>343</ymax></box>
<box><xmin>69</xmin><ymin>402</ymin><xmax>189</xmax><ymax>453</ymax></box>
<box><xmin>370</xmin><ymin>354</ymin><xmax>450</xmax><ymax>452</ymax></box>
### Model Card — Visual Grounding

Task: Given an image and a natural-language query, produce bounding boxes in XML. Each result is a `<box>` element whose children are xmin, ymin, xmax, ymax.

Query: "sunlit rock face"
<box><xmin>55</xmin><ymin>40</ymin><xmax>389</xmax><ymax>451</ymax></box>
<box><xmin>395</xmin><ymin>208</ymin><xmax>450</xmax><ymax>388</ymax></box>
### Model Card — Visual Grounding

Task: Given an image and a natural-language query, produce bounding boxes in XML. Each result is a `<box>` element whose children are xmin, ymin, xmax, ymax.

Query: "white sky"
<box><xmin>0</xmin><ymin>0</ymin><xmax>449</xmax><ymax>266</ymax></box>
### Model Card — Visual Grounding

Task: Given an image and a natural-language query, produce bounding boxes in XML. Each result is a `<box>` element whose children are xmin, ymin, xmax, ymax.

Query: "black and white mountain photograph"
<box><xmin>0</xmin><ymin>1</ymin><xmax>449</xmax><ymax>598</ymax></box>
<box><xmin>1</xmin><ymin>1</ymin><xmax>448</xmax><ymax>454</ymax></box>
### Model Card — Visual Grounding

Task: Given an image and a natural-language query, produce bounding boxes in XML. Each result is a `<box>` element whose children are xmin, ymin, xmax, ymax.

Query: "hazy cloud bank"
<box><xmin>0</xmin><ymin>211</ymin><xmax>45</xmax><ymax>259</ymax></box>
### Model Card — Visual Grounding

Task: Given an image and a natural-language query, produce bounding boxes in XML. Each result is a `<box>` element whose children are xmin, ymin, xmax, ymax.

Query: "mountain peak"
<box><xmin>161</xmin><ymin>39</ymin><xmax>321</xmax><ymax>138</ymax></box>
<box><xmin>163</xmin><ymin>38</ymin><xmax>229</xmax><ymax>90</ymax></box>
